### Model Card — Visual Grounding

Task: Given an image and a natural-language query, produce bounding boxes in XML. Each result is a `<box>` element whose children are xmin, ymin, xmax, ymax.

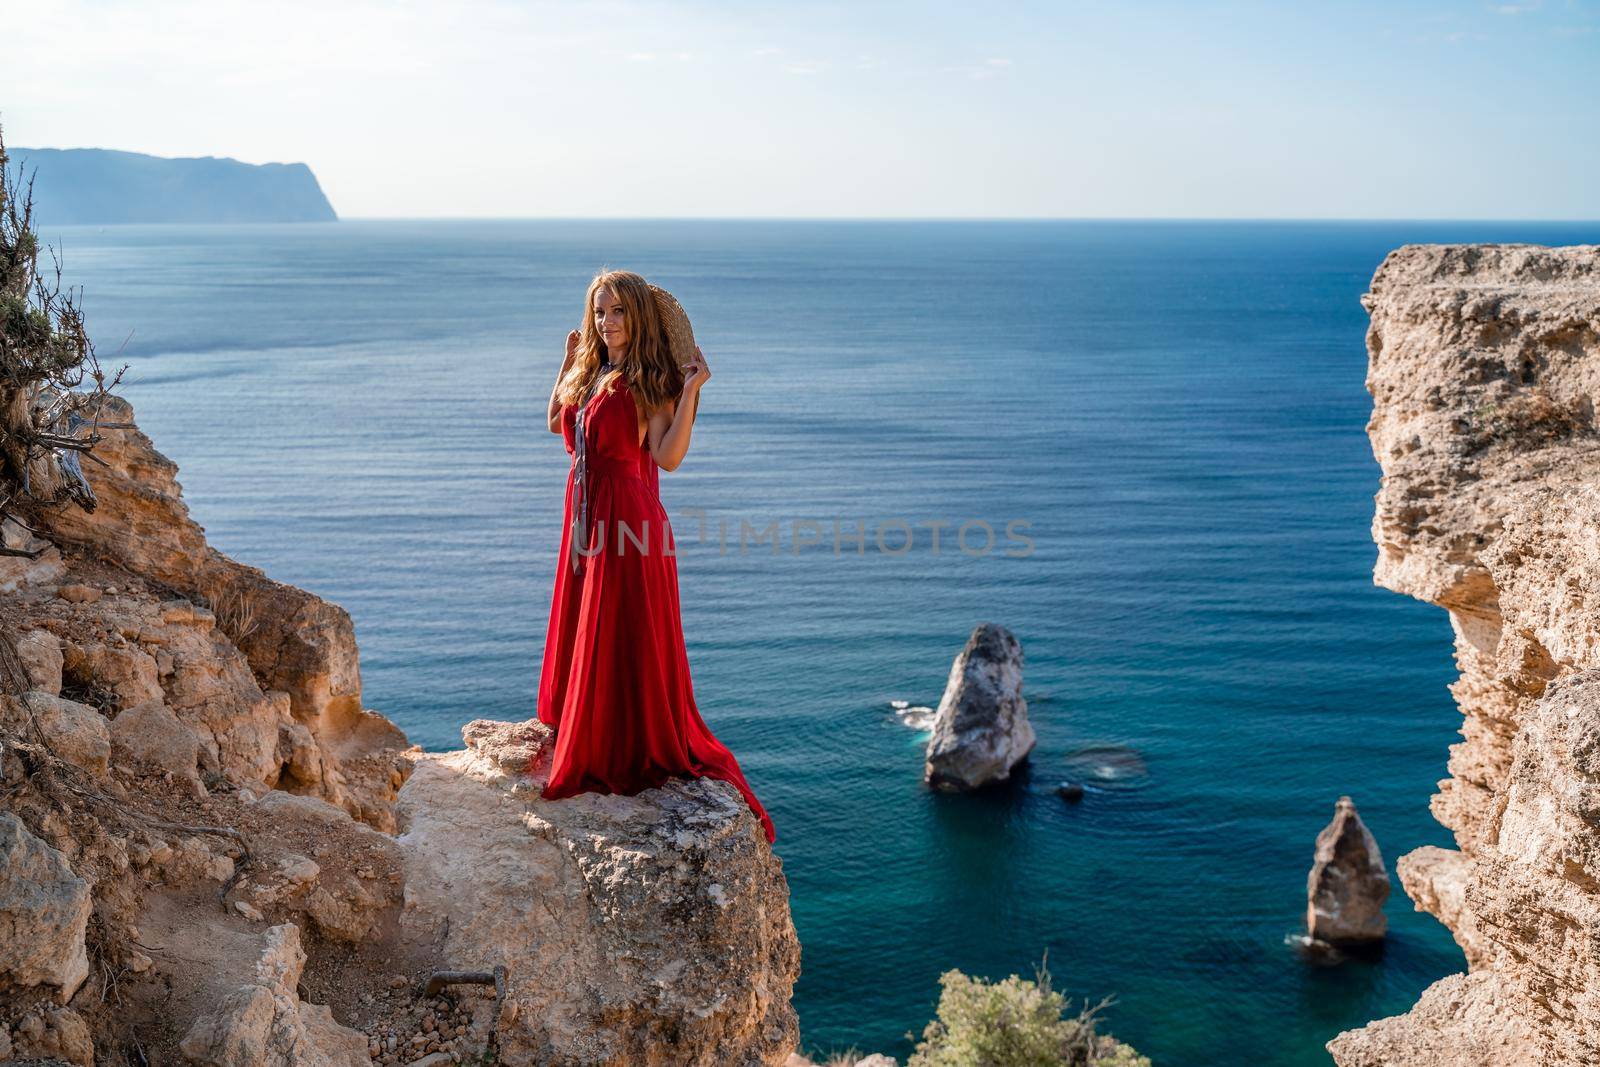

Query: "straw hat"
<box><xmin>649</xmin><ymin>284</ymin><xmax>696</xmax><ymax>373</ymax></box>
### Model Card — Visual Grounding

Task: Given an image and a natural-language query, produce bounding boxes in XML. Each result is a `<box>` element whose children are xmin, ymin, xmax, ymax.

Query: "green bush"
<box><xmin>906</xmin><ymin>956</ymin><xmax>1150</xmax><ymax>1067</ymax></box>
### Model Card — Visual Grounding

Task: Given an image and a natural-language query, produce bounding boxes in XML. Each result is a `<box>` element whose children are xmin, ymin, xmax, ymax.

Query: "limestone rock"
<box><xmin>459</xmin><ymin>717</ymin><xmax>551</xmax><ymax>779</ymax></box>
<box><xmin>924</xmin><ymin>623</ymin><xmax>1035</xmax><ymax>790</ymax></box>
<box><xmin>0</xmin><ymin>811</ymin><xmax>93</xmax><ymax>1002</ymax></box>
<box><xmin>1467</xmin><ymin>670</ymin><xmax>1600</xmax><ymax>1064</ymax></box>
<box><xmin>15</xmin><ymin>628</ymin><xmax>64</xmax><ymax>695</ymax></box>
<box><xmin>1396</xmin><ymin>846</ymin><xmax>1488</xmax><ymax>968</ymax></box>
<box><xmin>111</xmin><ymin>697</ymin><xmax>202</xmax><ymax>779</ymax></box>
<box><xmin>244</xmin><ymin>791</ymin><xmax>403</xmax><ymax>942</ymax></box>
<box><xmin>7</xmin><ymin>1006</ymin><xmax>96</xmax><ymax>1066</ymax></box>
<box><xmin>0</xmin><ymin>516</ymin><xmax>67</xmax><ymax>592</ymax></box>
<box><xmin>302</xmin><ymin>875</ymin><xmax>391</xmax><ymax>944</ymax></box>
<box><xmin>1327</xmin><ymin>971</ymin><xmax>1540</xmax><ymax>1067</ymax></box>
<box><xmin>57</xmin><ymin>582</ymin><xmax>103</xmax><ymax>604</ymax></box>
<box><xmin>177</xmin><ymin>922</ymin><xmax>369</xmax><ymax>1066</ymax></box>
<box><xmin>155</xmin><ymin>626</ymin><xmax>297</xmax><ymax>789</ymax></box>
<box><xmin>31</xmin><ymin>393</ymin><xmax>412</xmax><ymax>829</ymax></box>
<box><xmin>275</xmin><ymin>714</ymin><xmax>327</xmax><ymax>791</ymax></box>
<box><xmin>1306</xmin><ymin>796</ymin><xmax>1389</xmax><ymax>944</ymax></box>
<box><xmin>397</xmin><ymin>716</ymin><xmax>801</xmax><ymax>1066</ymax></box>
<box><xmin>3</xmin><ymin>692</ymin><xmax>111</xmax><ymax>778</ymax></box>
<box><xmin>252</xmin><ymin>788</ymin><xmax>368</xmax><ymax>831</ymax></box>
<box><xmin>62</xmin><ymin>639</ymin><xmax>162</xmax><ymax>708</ymax></box>
<box><xmin>1331</xmin><ymin>244</ymin><xmax>1600</xmax><ymax>1064</ymax></box>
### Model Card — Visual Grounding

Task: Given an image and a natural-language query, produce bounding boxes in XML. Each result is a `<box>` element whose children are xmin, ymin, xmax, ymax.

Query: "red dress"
<box><xmin>535</xmin><ymin>372</ymin><xmax>777</xmax><ymax>844</ymax></box>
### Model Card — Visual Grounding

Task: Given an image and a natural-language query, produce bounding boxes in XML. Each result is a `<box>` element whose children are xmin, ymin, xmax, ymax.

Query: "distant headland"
<box><xmin>6</xmin><ymin>147</ymin><xmax>337</xmax><ymax>224</ymax></box>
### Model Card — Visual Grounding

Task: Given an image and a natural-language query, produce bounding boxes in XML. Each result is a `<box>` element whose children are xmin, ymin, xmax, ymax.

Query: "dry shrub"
<box><xmin>192</xmin><ymin>569</ymin><xmax>260</xmax><ymax>644</ymax></box>
<box><xmin>906</xmin><ymin>952</ymin><xmax>1150</xmax><ymax>1067</ymax></box>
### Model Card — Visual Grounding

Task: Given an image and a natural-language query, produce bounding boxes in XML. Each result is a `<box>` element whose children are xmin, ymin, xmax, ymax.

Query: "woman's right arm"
<box><xmin>547</xmin><ymin>329</ymin><xmax>580</xmax><ymax>433</ymax></box>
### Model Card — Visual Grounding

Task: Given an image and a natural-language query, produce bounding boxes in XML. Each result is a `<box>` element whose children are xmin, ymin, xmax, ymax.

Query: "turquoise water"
<box><xmin>41</xmin><ymin>219</ymin><xmax>1600</xmax><ymax>1065</ymax></box>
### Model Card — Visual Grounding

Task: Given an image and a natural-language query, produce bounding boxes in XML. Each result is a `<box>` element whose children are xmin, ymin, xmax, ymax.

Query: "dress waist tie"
<box><xmin>570</xmin><ymin>450</ymin><xmax>646</xmax><ymax>574</ymax></box>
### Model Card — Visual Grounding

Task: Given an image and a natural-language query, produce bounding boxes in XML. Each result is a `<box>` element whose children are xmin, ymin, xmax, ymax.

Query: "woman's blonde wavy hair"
<box><xmin>554</xmin><ymin>269</ymin><xmax>683</xmax><ymax>417</ymax></box>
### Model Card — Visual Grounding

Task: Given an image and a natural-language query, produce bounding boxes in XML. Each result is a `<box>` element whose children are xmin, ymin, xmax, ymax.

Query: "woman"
<box><xmin>535</xmin><ymin>269</ymin><xmax>777</xmax><ymax>845</ymax></box>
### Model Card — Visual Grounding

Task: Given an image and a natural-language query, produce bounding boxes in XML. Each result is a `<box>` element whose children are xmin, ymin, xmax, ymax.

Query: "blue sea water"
<box><xmin>37</xmin><ymin>218</ymin><xmax>1600</xmax><ymax>1066</ymax></box>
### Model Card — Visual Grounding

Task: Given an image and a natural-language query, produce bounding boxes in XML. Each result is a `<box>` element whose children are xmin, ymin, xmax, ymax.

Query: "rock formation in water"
<box><xmin>7</xmin><ymin>147</ymin><xmax>338</xmax><ymax>224</ymax></box>
<box><xmin>0</xmin><ymin>394</ymin><xmax>800</xmax><ymax>1065</ymax></box>
<box><xmin>1306</xmin><ymin>795</ymin><xmax>1389</xmax><ymax>945</ymax></box>
<box><xmin>924</xmin><ymin>622</ymin><xmax>1035</xmax><ymax>791</ymax></box>
<box><xmin>1327</xmin><ymin>244</ymin><xmax>1600</xmax><ymax>1066</ymax></box>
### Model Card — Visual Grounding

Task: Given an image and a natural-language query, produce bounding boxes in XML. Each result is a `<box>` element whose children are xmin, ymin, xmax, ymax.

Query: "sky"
<box><xmin>2</xmin><ymin>0</ymin><xmax>1597</xmax><ymax>219</ymax></box>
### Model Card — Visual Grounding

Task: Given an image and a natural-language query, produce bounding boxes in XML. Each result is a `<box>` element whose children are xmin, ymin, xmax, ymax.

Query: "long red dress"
<box><xmin>535</xmin><ymin>372</ymin><xmax>777</xmax><ymax>844</ymax></box>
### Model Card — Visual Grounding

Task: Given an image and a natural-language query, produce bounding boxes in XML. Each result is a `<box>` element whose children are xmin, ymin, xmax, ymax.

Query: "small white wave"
<box><xmin>1285</xmin><ymin>932</ymin><xmax>1346</xmax><ymax>964</ymax></box>
<box><xmin>1061</xmin><ymin>745</ymin><xmax>1150</xmax><ymax>789</ymax></box>
<box><xmin>893</xmin><ymin>702</ymin><xmax>938</xmax><ymax>731</ymax></box>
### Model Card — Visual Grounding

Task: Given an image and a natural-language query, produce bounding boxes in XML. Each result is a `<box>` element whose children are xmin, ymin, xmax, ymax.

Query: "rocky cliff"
<box><xmin>1327</xmin><ymin>244</ymin><xmax>1600</xmax><ymax>1066</ymax></box>
<box><xmin>8</xmin><ymin>148</ymin><xmax>337</xmax><ymax>224</ymax></box>
<box><xmin>0</xmin><ymin>395</ymin><xmax>799</xmax><ymax>1065</ymax></box>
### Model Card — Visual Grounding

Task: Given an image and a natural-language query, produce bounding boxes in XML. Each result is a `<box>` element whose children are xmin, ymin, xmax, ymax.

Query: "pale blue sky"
<box><xmin>4</xmin><ymin>0</ymin><xmax>1597</xmax><ymax>218</ymax></box>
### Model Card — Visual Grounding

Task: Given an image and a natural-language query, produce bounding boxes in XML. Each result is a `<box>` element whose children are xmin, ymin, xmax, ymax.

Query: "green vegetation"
<box><xmin>906</xmin><ymin>955</ymin><xmax>1150</xmax><ymax>1067</ymax></box>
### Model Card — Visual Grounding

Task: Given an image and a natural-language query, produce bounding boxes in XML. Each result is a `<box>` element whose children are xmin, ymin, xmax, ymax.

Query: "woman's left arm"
<box><xmin>647</xmin><ymin>346</ymin><xmax>710</xmax><ymax>472</ymax></box>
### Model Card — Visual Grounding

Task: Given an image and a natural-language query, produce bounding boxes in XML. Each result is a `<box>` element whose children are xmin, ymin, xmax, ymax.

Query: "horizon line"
<box><xmin>54</xmin><ymin>214</ymin><xmax>1600</xmax><ymax>225</ymax></box>
<box><xmin>34</xmin><ymin>214</ymin><xmax>1600</xmax><ymax>227</ymax></box>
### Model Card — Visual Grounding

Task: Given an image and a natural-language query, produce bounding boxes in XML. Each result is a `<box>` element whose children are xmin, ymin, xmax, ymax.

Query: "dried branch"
<box><xmin>0</xmin><ymin>123</ymin><xmax>128</xmax><ymax>543</ymax></box>
<box><xmin>0</xmin><ymin>627</ymin><xmax>29</xmax><ymax>692</ymax></box>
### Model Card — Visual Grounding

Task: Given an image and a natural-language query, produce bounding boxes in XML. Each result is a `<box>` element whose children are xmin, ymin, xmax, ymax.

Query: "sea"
<box><xmin>36</xmin><ymin>218</ymin><xmax>1600</xmax><ymax>1066</ymax></box>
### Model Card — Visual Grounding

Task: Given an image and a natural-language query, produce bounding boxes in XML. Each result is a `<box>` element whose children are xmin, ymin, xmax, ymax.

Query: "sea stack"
<box><xmin>1307</xmin><ymin>795</ymin><xmax>1390</xmax><ymax>945</ymax></box>
<box><xmin>924</xmin><ymin>623</ymin><xmax>1036</xmax><ymax>791</ymax></box>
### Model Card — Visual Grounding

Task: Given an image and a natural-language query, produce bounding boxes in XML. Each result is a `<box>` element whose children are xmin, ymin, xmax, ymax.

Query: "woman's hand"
<box><xmin>549</xmin><ymin>329</ymin><xmax>581</xmax><ymax>433</ymax></box>
<box><xmin>681</xmin><ymin>345</ymin><xmax>711</xmax><ymax>395</ymax></box>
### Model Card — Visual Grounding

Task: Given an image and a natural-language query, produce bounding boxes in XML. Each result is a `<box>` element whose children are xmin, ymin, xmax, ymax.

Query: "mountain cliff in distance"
<box><xmin>8</xmin><ymin>147</ymin><xmax>337</xmax><ymax>223</ymax></box>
